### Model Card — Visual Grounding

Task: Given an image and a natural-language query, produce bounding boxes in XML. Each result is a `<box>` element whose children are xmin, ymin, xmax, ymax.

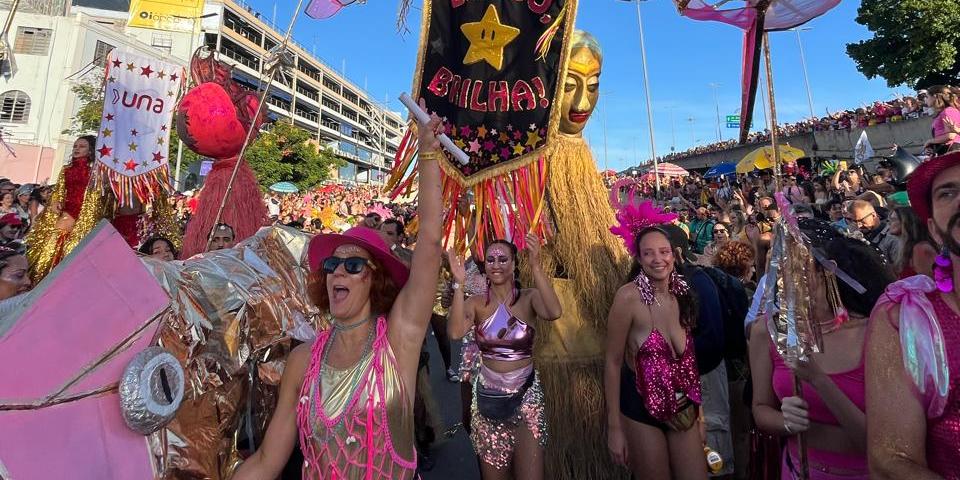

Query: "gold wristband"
<box><xmin>419</xmin><ymin>150</ymin><xmax>443</xmax><ymax>162</ymax></box>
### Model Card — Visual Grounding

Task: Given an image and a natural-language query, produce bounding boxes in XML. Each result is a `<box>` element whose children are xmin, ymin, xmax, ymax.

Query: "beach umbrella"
<box><xmin>646</xmin><ymin>162</ymin><xmax>689</xmax><ymax>177</ymax></box>
<box><xmin>704</xmin><ymin>162</ymin><xmax>737</xmax><ymax>179</ymax></box>
<box><xmin>268</xmin><ymin>181</ymin><xmax>299</xmax><ymax>194</ymax></box>
<box><xmin>736</xmin><ymin>145</ymin><xmax>805</xmax><ymax>174</ymax></box>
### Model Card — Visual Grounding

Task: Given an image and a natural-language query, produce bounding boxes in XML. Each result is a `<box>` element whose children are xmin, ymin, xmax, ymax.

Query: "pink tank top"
<box><xmin>634</xmin><ymin>329</ymin><xmax>701</xmax><ymax>422</ymax></box>
<box><xmin>475</xmin><ymin>303</ymin><xmax>534</xmax><ymax>362</ymax></box>
<box><xmin>770</xmin><ymin>343</ymin><xmax>866</xmax><ymax>425</ymax></box>
<box><xmin>770</xmin><ymin>334</ymin><xmax>868</xmax><ymax>476</ymax></box>
<box><xmin>924</xmin><ymin>293</ymin><xmax>960</xmax><ymax>478</ymax></box>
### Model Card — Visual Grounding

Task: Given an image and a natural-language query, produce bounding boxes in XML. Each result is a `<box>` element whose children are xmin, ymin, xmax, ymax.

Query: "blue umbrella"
<box><xmin>269</xmin><ymin>181</ymin><xmax>299</xmax><ymax>193</ymax></box>
<box><xmin>704</xmin><ymin>162</ymin><xmax>736</xmax><ymax>179</ymax></box>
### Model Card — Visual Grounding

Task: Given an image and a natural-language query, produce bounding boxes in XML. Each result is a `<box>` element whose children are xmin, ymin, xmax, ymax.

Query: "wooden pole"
<box><xmin>764</xmin><ymin>31</ymin><xmax>809</xmax><ymax>480</ymax></box>
<box><xmin>762</xmin><ymin>32</ymin><xmax>783</xmax><ymax>193</ymax></box>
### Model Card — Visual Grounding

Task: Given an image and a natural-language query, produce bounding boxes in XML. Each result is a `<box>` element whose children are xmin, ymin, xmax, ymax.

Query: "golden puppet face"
<box><xmin>559</xmin><ymin>46</ymin><xmax>602</xmax><ymax>136</ymax></box>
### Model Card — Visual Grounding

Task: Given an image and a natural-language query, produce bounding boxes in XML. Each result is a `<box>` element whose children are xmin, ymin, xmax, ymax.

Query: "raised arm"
<box><xmin>866</xmin><ymin>304</ymin><xmax>940</xmax><ymax>479</ymax></box>
<box><xmin>232</xmin><ymin>342</ymin><xmax>311</xmax><ymax>479</ymax></box>
<box><xmin>446</xmin><ymin>251</ymin><xmax>475</xmax><ymax>339</ymax></box>
<box><xmin>604</xmin><ymin>285</ymin><xmax>634</xmax><ymax>467</ymax></box>
<box><xmin>388</xmin><ymin>101</ymin><xmax>444</xmax><ymax>373</ymax></box>
<box><xmin>525</xmin><ymin>233</ymin><xmax>562</xmax><ymax>321</ymax></box>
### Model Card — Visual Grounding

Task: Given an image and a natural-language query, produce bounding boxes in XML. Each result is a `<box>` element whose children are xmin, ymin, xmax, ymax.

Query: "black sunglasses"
<box><xmin>322</xmin><ymin>256</ymin><xmax>376</xmax><ymax>275</ymax></box>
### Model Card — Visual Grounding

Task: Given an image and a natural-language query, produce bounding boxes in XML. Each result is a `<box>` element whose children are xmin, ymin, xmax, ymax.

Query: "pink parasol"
<box><xmin>305</xmin><ymin>0</ymin><xmax>363</xmax><ymax>19</ymax></box>
<box><xmin>674</xmin><ymin>0</ymin><xmax>840</xmax><ymax>143</ymax></box>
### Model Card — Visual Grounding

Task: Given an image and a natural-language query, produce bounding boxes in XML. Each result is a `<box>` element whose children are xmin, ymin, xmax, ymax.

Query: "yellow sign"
<box><xmin>128</xmin><ymin>0</ymin><xmax>204</xmax><ymax>32</ymax></box>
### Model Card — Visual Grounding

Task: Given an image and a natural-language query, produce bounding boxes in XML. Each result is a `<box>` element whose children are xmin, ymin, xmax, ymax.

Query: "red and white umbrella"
<box><xmin>645</xmin><ymin>162</ymin><xmax>689</xmax><ymax>177</ymax></box>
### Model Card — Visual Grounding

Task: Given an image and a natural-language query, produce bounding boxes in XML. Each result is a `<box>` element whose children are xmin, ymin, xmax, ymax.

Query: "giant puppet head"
<box><xmin>176</xmin><ymin>48</ymin><xmax>269</xmax><ymax>259</ymax></box>
<box><xmin>175</xmin><ymin>49</ymin><xmax>263</xmax><ymax>160</ymax></box>
<box><xmin>559</xmin><ymin>30</ymin><xmax>602</xmax><ymax>136</ymax></box>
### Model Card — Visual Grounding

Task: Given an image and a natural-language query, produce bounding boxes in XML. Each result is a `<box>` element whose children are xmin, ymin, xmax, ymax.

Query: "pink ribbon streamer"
<box><xmin>874</xmin><ymin>276</ymin><xmax>951</xmax><ymax>418</ymax></box>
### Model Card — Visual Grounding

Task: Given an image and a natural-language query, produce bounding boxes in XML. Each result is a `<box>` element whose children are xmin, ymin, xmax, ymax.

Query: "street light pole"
<box><xmin>708</xmin><ymin>82</ymin><xmax>722</xmax><ymax>142</ymax></box>
<box><xmin>622</xmin><ymin>0</ymin><xmax>660</xmax><ymax>198</ymax></box>
<box><xmin>792</xmin><ymin>27</ymin><xmax>815</xmax><ymax>120</ymax></box>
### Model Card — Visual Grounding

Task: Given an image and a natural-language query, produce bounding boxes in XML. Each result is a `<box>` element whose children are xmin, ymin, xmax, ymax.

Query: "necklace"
<box><xmin>331</xmin><ymin>315</ymin><xmax>371</xmax><ymax>332</ymax></box>
<box><xmin>311</xmin><ymin>320</ymin><xmax>377</xmax><ymax>445</ymax></box>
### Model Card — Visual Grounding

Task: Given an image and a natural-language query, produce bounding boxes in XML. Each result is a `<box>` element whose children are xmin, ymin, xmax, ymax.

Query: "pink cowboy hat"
<box><xmin>308</xmin><ymin>226</ymin><xmax>409</xmax><ymax>288</ymax></box>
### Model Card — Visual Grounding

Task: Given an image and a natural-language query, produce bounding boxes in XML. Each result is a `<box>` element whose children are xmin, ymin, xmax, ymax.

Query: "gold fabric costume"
<box><xmin>26</xmin><ymin>166</ymin><xmax>111</xmax><ymax>282</ymax></box>
<box><xmin>27</xmin><ymin>165</ymin><xmax>181</xmax><ymax>283</ymax></box>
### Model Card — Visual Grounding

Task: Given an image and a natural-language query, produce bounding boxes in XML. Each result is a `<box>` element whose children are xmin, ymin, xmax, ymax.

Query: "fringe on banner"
<box><xmin>385</xmin><ymin>125</ymin><xmax>552</xmax><ymax>256</ymax></box>
<box><xmin>97</xmin><ymin>162</ymin><xmax>172</xmax><ymax>209</ymax></box>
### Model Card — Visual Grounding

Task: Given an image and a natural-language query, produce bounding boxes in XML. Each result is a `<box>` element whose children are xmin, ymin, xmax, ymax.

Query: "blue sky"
<box><xmin>249</xmin><ymin>0</ymin><xmax>907</xmax><ymax>172</ymax></box>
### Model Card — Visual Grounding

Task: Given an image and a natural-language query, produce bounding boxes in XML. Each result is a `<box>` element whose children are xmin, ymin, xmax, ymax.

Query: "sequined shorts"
<box><xmin>469</xmin><ymin>366</ymin><xmax>548</xmax><ymax>470</ymax></box>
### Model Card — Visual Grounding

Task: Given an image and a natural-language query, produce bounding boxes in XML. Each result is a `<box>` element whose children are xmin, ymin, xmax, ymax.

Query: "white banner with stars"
<box><xmin>95</xmin><ymin>48</ymin><xmax>184</xmax><ymax>206</ymax></box>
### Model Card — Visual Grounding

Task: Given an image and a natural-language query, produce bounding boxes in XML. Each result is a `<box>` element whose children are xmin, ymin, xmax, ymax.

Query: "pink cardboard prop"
<box><xmin>0</xmin><ymin>221</ymin><xmax>170</xmax><ymax>479</ymax></box>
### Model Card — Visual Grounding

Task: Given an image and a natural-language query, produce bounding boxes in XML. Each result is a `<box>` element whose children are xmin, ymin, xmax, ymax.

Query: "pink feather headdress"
<box><xmin>610</xmin><ymin>200</ymin><xmax>678</xmax><ymax>255</ymax></box>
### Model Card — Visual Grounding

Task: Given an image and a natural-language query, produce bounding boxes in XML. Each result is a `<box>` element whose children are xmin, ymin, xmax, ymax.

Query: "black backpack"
<box><xmin>698</xmin><ymin>266</ymin><xmax>751</xmax><ymax>361</ymax></box>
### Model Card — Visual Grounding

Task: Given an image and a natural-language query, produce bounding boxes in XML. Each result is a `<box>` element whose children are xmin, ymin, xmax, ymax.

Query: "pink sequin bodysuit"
<box><xmin>926</xmin><ymin>293</ymin><xmax>960</xmax><ymax>478</ymax></box>
<box><xmin>296</xmin><ymin>316</ymin><xmax>416</xmax><ymax>479</ymax></box>
<box><xmin>634</xmin><ymin>329</ymin><xmax>701</xmax><ymax>422</ymax></box>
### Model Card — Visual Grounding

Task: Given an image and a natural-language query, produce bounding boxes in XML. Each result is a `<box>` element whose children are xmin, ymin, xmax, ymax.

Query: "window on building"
<box><xmin>0</xmin><ymin>91</ymin><xmax>31</xmax><ymax>123</ymax></box>
<box><xmin>93</xmin><ymin>40</ymin><xmax>114</xmax><ymax>66</ymax></box>
<box><xmin>151</xmin><ymin>34</ymin><xmax>173</xmax><ymax>53</ymax></box>
<box><xmin>14</xmin><ymin>27</ymin><xmax>53</xmax><ymax>55</ymax></box>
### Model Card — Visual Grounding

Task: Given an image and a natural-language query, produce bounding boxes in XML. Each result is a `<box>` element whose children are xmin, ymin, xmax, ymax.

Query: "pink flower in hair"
<box><xmin>610</xmin><ymin>200</ymin><xmax>678</xmax><ymax>256</ymax></box>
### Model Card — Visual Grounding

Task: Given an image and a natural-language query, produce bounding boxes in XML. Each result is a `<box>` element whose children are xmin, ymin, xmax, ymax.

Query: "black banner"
<box><xmin>413</xmin><ymin>0</ymin><xmax>578</xmax><ymax>186</ymax></box>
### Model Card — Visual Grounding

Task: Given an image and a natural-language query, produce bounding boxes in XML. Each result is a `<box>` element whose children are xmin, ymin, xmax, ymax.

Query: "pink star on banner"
<box><xmin>97</xmin><ymin>145</ymin><xmax>112</xmax><ymax>158</ymax></box>
<box><xmin>468</xmin><ymin>139</ymin><xmax>481</xmax><ymax>153</ymax></box>
<box><xmin>140</xmin><ymin>65</ymin><xmax>153</xmax><ymax>77</ymax></box>
<box><xmin>123</xmin><ymin>159</ymin><xmax>137</xmax><ymax>171</ymax></box>
<box><xmin>459</xmin><ymin>125</ymin><xmax>472</xmax><ymax>137</ymax></box>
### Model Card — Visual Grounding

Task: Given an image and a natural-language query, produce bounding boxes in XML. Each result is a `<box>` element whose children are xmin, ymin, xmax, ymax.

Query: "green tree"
<box><xmin>847</xmin><ymin>0</ymin><xmax>960</xmax><ymax>88</ymax></box>
<box><xmin>245</xmin><ymin>120</ymin><xmax>344</xmax><ymax>190</ymax></box>
<box><xmin>63</xmin><ymin>74</ymin><xmax>201</xmax><ymax>170</ymax></box>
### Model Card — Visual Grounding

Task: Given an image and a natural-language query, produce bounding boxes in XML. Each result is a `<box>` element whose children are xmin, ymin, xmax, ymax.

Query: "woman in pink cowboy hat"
<box><xmin>234</xmin><ymin>101</ymin><xmax>444</xmax><ymax>479</ymax></box>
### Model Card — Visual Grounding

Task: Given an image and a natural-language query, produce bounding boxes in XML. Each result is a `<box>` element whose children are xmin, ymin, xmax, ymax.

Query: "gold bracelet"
<box><xmin>419</xmin><ymin>150</ymin><xmax>443</xmax><ymax>162</ymax></box>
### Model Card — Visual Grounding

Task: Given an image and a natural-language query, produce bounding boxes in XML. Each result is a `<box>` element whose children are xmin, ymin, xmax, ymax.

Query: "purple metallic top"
<box><xmin>475</xmin><ymin>303</ymin><xmax>535</xmax><ymax>362</ymax></box>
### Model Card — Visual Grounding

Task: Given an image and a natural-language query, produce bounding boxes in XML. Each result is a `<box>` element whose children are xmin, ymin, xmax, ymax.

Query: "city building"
<box><xmin>0</xmin><ymin>0</ymin><xmax>404</xmax><ymax>186</ymax></box>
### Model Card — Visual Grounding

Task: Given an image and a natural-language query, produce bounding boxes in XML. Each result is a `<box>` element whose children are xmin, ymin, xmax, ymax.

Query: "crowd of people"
<box><xmin>3</xmin><ymin>83</ymin><xmax>960</xmax><ymax>480</ymax></box>
<box><xmin>660</xmin><ymin>91</ymin><xmax>936</xmax><ymax>164</ymax></box>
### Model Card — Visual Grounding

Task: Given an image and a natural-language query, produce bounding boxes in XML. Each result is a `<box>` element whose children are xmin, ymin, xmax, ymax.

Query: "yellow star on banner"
<box><xmin>526</xmin><ymin>130</ymin><xmax>542</xmax><ymax>147</ymax></box>
<box><xmin>513</xmin><ymin>144</ymin><xmax>525</xmax><ymax>155</ymax></box>
<box><xmin>128</xmin><ymin>142</ymin><xmax>138</xmax><ymax>152</ymax></box>
<box><xmin>460</xmin><ymin>4</ymin><xmax>520</xmax><ymax>71</ymax></box>
<box><xmin>102</xmin><ymin>127</ymin><xmax>112</xmax><ymax>137</ymax></box>
<box><xmin>126</xmin><ymin>62</ymin><xmax>135</xmax><ymax>71</ymax></box>
<box><xmin>156</xmin><ymin>137</ymin><xmax>165</xmax><ymax>145</ymax></box>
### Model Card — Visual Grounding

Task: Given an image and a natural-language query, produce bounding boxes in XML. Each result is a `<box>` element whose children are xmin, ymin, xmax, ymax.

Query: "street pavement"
<box><xmin>420</xmin><ymin>329</ymin><xmax>482</xmax><ymax>479</ymax></box>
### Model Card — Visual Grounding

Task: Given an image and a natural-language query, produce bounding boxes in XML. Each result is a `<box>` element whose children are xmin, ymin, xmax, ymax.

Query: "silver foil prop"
<box><xmin>120</xmin><ymin>346</ymin><xmax>186</xmax><ymax>435</ymax></box>
<box><xmin>141</xmin><ymin>225</ymin><xmax>322</xmax><ymax>479</ymax></box>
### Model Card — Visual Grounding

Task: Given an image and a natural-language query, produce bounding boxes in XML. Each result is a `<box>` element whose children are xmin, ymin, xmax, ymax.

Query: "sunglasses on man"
<box><xmin>322</xmin><ymin>256</ymin><xmax>377</xmax><ymax>275</ymax></box>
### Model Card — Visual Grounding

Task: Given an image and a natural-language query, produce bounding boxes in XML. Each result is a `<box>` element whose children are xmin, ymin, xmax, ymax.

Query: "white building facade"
<box><xmin>0</xmin><ymin>0</ymin><xmax>404</xmax><ymax>186</ymax></box>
